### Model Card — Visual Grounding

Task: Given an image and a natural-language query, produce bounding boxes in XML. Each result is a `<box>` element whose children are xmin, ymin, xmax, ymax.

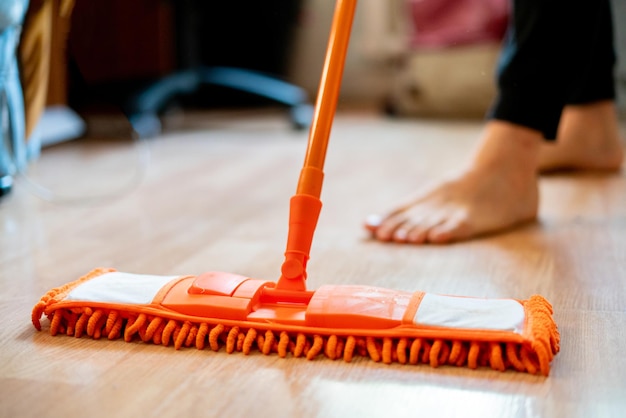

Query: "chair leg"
<box><xmin>125</xmin><ymin>66</ymin><xmax>313</xmax><ymax>138</ymax></box>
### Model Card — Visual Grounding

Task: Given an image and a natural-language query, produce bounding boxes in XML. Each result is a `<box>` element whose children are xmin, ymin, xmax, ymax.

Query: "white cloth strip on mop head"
<box><xmin>66</xmin><ymin>272</ymin><xmax>178</xmax><ymax>305</ymax></box>
<box><xmin>414</xmin><ymin>293</ymin><xmax>525</xmax><ymax>334</ymax></box>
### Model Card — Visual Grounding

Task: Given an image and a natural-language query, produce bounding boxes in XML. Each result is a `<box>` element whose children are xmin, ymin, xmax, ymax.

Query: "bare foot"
<box><xmin>365</xmin><ymin>121</ymin><xmax>542</xmax><ymax>244</ymax></box>
<box><xmin>540</xmin><ymin>101</ymin><xmax>624</xmax><ymax>172</ymax></box>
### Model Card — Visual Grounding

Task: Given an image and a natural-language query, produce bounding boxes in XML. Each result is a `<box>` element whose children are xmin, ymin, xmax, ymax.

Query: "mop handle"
<box><xmin>297</xmin><ymin>0</ymin><xmax>357</xmax><ymax>197</ymax></box>
<box><xmin>275</xmin><ymin>0</ymin><xmax>357</xmax><ymax>292</ymax></box>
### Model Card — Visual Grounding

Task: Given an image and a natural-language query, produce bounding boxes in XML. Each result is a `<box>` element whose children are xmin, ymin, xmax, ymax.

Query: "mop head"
<box><xmin>32</xmin><ymin>268</ymin><xmax>560</xmax><ymax>375</ymax></box>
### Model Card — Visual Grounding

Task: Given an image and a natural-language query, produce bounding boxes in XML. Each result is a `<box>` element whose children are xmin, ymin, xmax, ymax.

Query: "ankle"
<box><xmin>471</xmin><ymin>120</ymin><xmax>542</xmax><ymax>175</ymax></box>
<box><xmin>539</xmin><ymin>100</ymin><xmax>625</xmax><ymax>172</ymax></box>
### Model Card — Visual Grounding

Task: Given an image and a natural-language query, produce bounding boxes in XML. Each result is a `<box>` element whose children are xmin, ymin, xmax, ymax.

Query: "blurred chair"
<box><xmin>124</xmin><ymin>1</ymin><xmax>313</xmax><ymax>138</ymax></box>
<box><xmin>126</xmin><ymin>66</ymin><xmax>314</xmax><ymax>138</ymax></box>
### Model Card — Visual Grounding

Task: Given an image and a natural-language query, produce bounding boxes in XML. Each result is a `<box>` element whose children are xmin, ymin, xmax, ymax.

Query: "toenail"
<box><xmin>394</xmin><ymin>229</ymin><xmax>408</xmax><ymax>240</ymax></box>
<box><xmin>365</xmin><ymin>214</ymin><xmax>383</xmax><ymax>227</ymax></box>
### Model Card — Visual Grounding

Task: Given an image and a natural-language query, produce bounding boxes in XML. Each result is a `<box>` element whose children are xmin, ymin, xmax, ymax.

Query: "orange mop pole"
<box><xmin>275</xmin><ymin>0</ymin><xmax>356</xmax><ymax>293</ymax></box>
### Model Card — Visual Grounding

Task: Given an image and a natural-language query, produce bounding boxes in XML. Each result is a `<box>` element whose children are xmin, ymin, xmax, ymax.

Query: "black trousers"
<box><xmin>489</xmin><ymin>0</ymin><xmax>616</xmax><ymax>140</ymax></box>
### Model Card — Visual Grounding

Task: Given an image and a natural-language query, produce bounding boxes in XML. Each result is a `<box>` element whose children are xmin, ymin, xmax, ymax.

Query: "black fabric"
<box><xmin>488</xmin><ymin>0</ymin><xmax>616</xmax><ymax>140</ymax></box>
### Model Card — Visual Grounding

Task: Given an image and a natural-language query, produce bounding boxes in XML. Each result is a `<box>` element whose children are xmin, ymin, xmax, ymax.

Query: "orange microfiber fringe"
<box><xmin>32</xmin><ymin>269</ymin><xmax>560</xmax><ymax>376</ymax></box>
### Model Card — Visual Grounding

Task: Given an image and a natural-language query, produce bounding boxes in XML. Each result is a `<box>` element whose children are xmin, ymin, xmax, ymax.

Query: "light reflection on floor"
<box><xmin>309</xmin><ymin>378</ymin><xmax>540</xmax><ymax>418</ymax></box>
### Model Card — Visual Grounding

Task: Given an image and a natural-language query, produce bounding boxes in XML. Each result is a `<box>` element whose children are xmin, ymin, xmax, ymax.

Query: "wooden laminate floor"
<box><xmin>1</xmin><ymin>110</ymin><xmax>625</xmax><ymax>418</ymax></box>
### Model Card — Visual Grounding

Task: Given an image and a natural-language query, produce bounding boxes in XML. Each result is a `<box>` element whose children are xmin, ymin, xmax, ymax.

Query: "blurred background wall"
<box><xmin>289</xmin><ymin>0</ymin><xmax>626</xmax><ymax>117</ymax></box>
<box><xmin>44</xmin><ymin>0</ymin><xmax>626</xmax><ymax>121</ymax></box>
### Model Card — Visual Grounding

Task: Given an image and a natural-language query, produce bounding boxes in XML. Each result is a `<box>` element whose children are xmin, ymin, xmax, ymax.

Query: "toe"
<box><xmin>427</xmin><ymin>215</ymin><xmax>472</xmax><ymax>244</ymax></box>
<box><xmin>392</xmin><ymin>228</ymin><xmax>408</xmax><ymax>242</ymax></box>
<box><xmin>401</xmin><ymin>211</ymin><xmax>448</xmax><ymax>244</ymax></box>
<box><xmin>406</xmin><ymin>226</ymin><xmax>429</xmax><ymax>244</ymax></box>
<box><xmin>373</xmin><ymin>215</ymin><xmax>407</xmax><ymax>242</ymax></box>
<box><xmin>364</xmin><ymin>214</ymin><xmax>383</xmax><ymax>232</ymax></box>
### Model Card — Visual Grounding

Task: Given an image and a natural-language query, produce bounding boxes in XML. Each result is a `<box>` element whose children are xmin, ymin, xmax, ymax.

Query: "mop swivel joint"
<box><xmin>281</xmin><ymin>257</ymin><xmax>306</xmax><ymax>280</ymax></box>
<box><xmin>276</xmin><ymin>194</ymin><xmax>322</xmax><ymax>291</ymax></box>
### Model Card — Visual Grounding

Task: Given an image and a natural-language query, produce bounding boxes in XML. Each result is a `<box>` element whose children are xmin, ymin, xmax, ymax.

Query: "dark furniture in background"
<box><xmin>67</xmin><ymin>0</ymin><xmax>311</xmax><ymax>137</ymax></box>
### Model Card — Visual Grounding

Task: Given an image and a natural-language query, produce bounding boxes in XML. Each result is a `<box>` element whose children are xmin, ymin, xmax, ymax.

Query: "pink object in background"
<box><xmin>408</xmin><ymin>0</ymin><xmax>509</xmax><ymax>49</ymax></box>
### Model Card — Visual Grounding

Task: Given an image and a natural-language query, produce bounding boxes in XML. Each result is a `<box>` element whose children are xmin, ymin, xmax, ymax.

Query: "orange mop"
<box><xmin>32</xmin><ymin>0</ymin><xmax>559</xmax><ymax>375</ymax></box>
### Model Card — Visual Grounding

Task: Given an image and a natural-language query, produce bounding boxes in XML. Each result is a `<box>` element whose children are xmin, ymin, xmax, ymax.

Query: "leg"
<box><xmin>494</xmin><ymin>0</ymin><xmax>623</xmax><ymax>171</ymax></box>
<box><xmin>540</xmin><ymin>100</ymin><xmax>624</xmax><ymax>172</ymax></box>
<box><xmin>366</xmin><ymin>0</ymin><xmax>619</xmax><ymax>244</ymax></box>
<box><xmin>540</xmin><ymin>0</ymin><xmax>623</xmax><ymax>171</ymax></box>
